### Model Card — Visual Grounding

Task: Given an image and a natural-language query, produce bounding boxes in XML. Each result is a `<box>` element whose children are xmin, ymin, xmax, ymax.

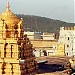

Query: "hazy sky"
<box><xmin>0</xmin><ymin>0</ymin><xmax>74</xmax><ymax>23</ymax></box>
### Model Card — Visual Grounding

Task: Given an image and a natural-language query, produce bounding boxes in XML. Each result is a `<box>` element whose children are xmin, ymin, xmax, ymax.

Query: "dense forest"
<box><xmin>17</xmin><ymin>14</ymin><xmax>75</xmax><ymax>33</ymax></box>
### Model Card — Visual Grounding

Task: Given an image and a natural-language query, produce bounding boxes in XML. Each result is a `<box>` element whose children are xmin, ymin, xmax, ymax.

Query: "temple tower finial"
<box><xmin>6</xmin><ymin>2</ymin><xmax>10</xmax><ymax>10</ymax></box>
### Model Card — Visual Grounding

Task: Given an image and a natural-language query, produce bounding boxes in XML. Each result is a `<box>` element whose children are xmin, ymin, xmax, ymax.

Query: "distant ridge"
<box><xmin>17</xmin><ymin>14</ymin><xmax>75</xmax><ymax>33</ymax></box>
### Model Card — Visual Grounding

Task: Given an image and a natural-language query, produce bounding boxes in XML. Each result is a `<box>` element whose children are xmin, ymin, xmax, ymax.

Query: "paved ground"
<box><xmin>36</xmin><ymin>72</ymin><xmax>69</xmax><ymax>75</ymax></box>
<box><xmin>35</xmin><ymin>56</ymin><xmax>72</xmax><ymax>75</ymax></box>
<box><xmin>36</xmin><ymin>68</ymin><xmax>71</xmax><ymax>75</ymax></box>
<box><xmin>36</xmin><ymin>56</ymin><xmax>71</xmax><ymax>65</ymax></box>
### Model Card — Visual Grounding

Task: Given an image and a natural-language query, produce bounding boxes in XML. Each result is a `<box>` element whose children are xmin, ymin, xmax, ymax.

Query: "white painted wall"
<box><xmin>24</xmin><ymin>31</ymin><xmax>42</xmax><ymax>40</ymax></box>
<box><xmin>42</xmin><ymin>33</ymin><xmax>55</xmax><ymax>40</ymax></box>
<box><xmin>59</xmin><ymin>27</ymin><xmax>74</xmax><ymax>56</ymax></box>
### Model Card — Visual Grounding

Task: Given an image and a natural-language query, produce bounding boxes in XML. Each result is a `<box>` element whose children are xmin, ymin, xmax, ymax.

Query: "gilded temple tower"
<box><xmin>0</xmin><ymin>2</ymin><xmax>37</xmax><ymax>75</ymax></box>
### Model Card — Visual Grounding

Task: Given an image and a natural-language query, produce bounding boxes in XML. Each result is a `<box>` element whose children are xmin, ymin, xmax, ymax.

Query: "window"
<box><xmin>11</xmin><ymin>45</ymin><xmax>13</xmax><ymax>58</ymax></box>
<box><xmin>67</xmin><ymin>45</ymin><xmax>69</xmax><ymax>47</ymax></box>
<box><xmin>4</xmin><ymin>43</ymin><xmax>8</xmax><ymax>57</ymax></box>
<box><xmin>67</xmin><ymin>53</ymin><xmax>68</xmax><ymax>56</ymax></box>
<box><xmin>68</xmin><ymin>37</ymin><xmax>69</xmax><ymax>40</ymax></box>
<box><xmin>0</xmin><ymin>46</ymin><xmax>1</xmax><ymax>57</ymax></box>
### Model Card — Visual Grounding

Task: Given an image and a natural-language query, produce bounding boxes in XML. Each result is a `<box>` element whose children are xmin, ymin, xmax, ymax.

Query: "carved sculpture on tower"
<box><xmin>0</xmin><ymin>2</ymin><xmax>37</xmax><ymax>75</ymax></box>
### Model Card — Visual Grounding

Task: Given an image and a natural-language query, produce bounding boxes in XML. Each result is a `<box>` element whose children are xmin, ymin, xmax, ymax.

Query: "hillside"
<box><xmin>17</xmin><ymin>14</ymin><xmax>75</xmax><ymax>33</ymax></box>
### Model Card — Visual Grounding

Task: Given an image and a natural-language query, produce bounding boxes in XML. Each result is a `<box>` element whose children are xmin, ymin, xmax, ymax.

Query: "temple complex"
<box><xmin>0</xmin><ymin>2</ymin><xmax>37</xmax><ymax>75</ymax></box>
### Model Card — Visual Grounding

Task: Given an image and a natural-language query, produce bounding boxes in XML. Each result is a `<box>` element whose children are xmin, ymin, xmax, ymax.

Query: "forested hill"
<box><xmin>17</xmin><ymin>14</ymin><xmax>75</xmax><ymax>32</ymax></box>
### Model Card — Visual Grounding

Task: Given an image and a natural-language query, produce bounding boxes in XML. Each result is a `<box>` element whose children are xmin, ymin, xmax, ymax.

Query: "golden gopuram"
<box><xmin>0</xmin><ymin>2</ymin><xmax>37</xmax><ymax>75</ymax></box>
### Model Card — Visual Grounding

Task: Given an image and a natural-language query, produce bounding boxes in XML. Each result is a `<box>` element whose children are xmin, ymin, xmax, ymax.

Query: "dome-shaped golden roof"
<box><xmin>0</xmin><ymin>2</ymin><xmax>20</xmax><ymax>28</ymax></box>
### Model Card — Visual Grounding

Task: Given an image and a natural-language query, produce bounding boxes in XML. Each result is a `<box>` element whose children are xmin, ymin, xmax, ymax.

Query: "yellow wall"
<box><xmin>30</xmin><ymin>40</ymin><xmax>57</xmax><ymax>48</ymax></box>
<box><xmin>57</xmin><ymin>44</ymin><xmax>65</xmax><ymax>56</ymax></box>
<box><xmin>30</xmin><ymin>40</ymin><xmax>65</xmax><ymax>56</ymax></box>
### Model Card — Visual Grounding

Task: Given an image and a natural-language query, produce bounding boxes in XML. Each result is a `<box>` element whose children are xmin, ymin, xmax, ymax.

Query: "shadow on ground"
<box><xmin>37</xmin><ymin>63</ymin><xmax>65</xmax><ymax>74</ymax></box>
